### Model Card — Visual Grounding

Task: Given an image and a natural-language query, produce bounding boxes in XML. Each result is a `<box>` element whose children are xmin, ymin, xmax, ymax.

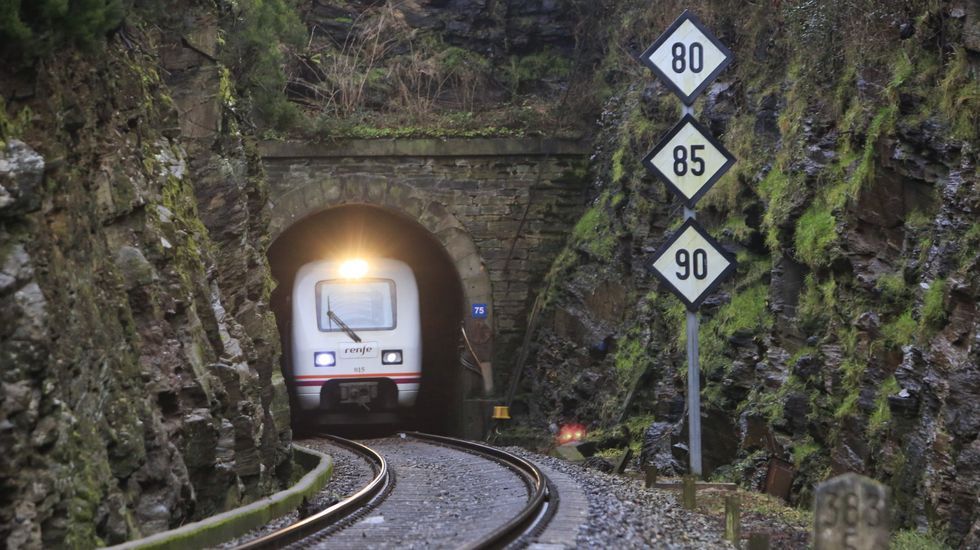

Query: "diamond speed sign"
<box><xmin>642</xmin><ymin>114</ymin><xmax>735</xmax><ymax>208</ymax></box>
<box><xmin>650</xmin><ymin>219</ymin><xmax>735</xmax><ymax>311</ymax></box>
<box><xmin>639</xmin><ymin>10</ymin><xmax>732</xmax><ymax>105</ymax></box>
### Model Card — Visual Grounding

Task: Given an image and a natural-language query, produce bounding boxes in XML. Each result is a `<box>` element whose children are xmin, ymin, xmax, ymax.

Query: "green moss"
<box><xmin>835</xmin><ymin>389</ymin><xmax>861</xmax><ymax>419</ymax></box>
<box><xmin>63</xmin><ymin>425</ymin><xmax>109</xmax><ymax>548</ymax></box>
<box><xmin>758</xmin><ymin>168</ymin><xmax>799</xmax><ymax>251</ymax></box>
<box><xmin>868</xmin><ymin>376</ymin><xmax>899</xmax><ymax>435</ymax></box>
<box><xmin>502</xmin><ymin>49</ymin><xmax>572</xmax><ymax>98</ymax></box>
<box><xmin>331</xmin><ymin>124</ymin><xmax>523</xmax><ymax>139</ymax></box>
<box><xmin>218</xmin><ymin>65</ymin><xmax>236</xmax><ymax>109</ymax></box>
<box><xmin>891</xmin><ymin>530</ymin><xmax>952</xmax><ymax>550</ymax></box>
<box><xmin>883</xmin><ymin>310</ymin><xmax>917</xmax><ymax>349</ymax></box>
<box><xmin>939</xmin><ymin>47</ymin><xmax>980</xmax><ymax>141</ymax></box>
<box><xmin>613</xmin><ymin>334</ymin><xmax>645</xmax><ymax>378</ymax></box>
<box><xmin>876</xmin><ymin>272</ymin><xmax>912</xmax><ymax>309</ymax></box>
<box><xmin>739</xmin><ymin>375</ymin><xmax>804</xmax><ymax>424</ymax></box>
<box><xmin>888</xmin><ymin>52</ymin><xmax>914</xmax><ymax>97</ymax></box>
<box><xmin>716</xmin><ymin>284</ymin><xmax>772</xmax><ymax>336</ymax></box>
<box><xmin>919</xmin><ymin>237</ymin><xmax>933</xmax><ymax>265</ymax></box>
<box><xmin>840</xmin><ymin>357</ymin><xmax>867</xmax><ymax>397</ymax></box>
<box><xmin>798</xmin><ymin>274</ymin><xmax>836</xmax><ymax>330</ymax></box>
<box><xmin>904</xmin><ymin>209</ymin><xmax>933</xmax><ymax>231</ymax></box>
<box><xmin>921</xmin><ymin>279</ymin><xmax>947</xmax><ymax>331</ymax></box>
<box><xmin>792</xmin><ymin>438</ymin><xmax>821</xmax><ymax>468</ymax></box>
<box><xmin>0</xmin><ymin>96</ymin><xmax>33</xmax><ymax>148</ymax></box>
<box><xmin>663</xmin><ymin>299</ymin><xmax>688</xmax><ymax>348</ymax></box>
<box><xmin>570</xmin><ymin>192</ymin><xmax>618</xmax><ymax>260</ymax></box>
<box><xmin>794</xmin><ymin>202</ymin><xmax>837</xmax><ymax>268</ymax></box>
<box><xmin>734</xmin><ymin>251</ymin><xmax>770</xmax><ymax>290</ymax></box>
<box><xmin>610</xmin><ymin>147</ymin><xmax>625</xmax><ymax>184</ymax></box>
<box><xmin>960</xmin><ymin>223</ymin><xmax>980</xmax><ymax>268</ymax></box>
<box><xmin>698</xmin><ymin>284</ymin><xmax>772</xmax><ymax>394</ymax></box>
<box><xmin>848</xmin><ymin>105</ymin><xmax>897</xmax><ymax>195</ymax></box>
<box><xmin>724</xmin><ymin>215</ymin><xmax>753</xmax><ymax>243</ymax></box>
<box><xmin>620</xmin><ymin>413</ymin><xmax>656</xmax><ymax>454</ymax></box>
<box><xmin>703</xmin><ymin>115</ymin><xmax>761</xmax><ymax>212</ymax></box>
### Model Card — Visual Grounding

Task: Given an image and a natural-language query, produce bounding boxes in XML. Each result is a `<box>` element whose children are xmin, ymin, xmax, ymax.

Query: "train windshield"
<box><xmin>316</xmin><ymin>279</ymin><xmax>396</xmax><ymax>332</ymax></box>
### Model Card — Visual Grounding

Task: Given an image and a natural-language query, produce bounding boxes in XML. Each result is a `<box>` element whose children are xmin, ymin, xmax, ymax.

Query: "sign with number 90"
<box><xmin>649</xmin><ymin>219</ymin><xmax>735</xmax><ymax>311</ymax></box>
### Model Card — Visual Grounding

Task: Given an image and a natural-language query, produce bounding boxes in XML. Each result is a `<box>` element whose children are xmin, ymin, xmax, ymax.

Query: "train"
<box><xmin>288</xmin><ymin>258</ymin><xmax>421</xmax><ymax>422</ymax></box>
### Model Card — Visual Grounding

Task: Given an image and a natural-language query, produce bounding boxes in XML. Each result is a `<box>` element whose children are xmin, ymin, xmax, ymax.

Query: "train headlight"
<box><xmin>381</xmin><ymin>350</ymin><xmax>403</xmax><ymax>365</ymax></box>
<box><xmin>314</xmin><ymin>352</ymin><xmax>336</xmax><ymax>367</ymax></box>
<box><xmin>339</xmin><ymin>259</ymin><xmax>368</xmax><ymax>279</ymax></box>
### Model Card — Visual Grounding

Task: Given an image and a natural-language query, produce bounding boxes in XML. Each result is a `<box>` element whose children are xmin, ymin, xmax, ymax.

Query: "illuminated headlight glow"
<box><xmin>314</xmin><ymin>352</ymin><xmax>336</xmax><ymax>367</ymax></box>
<box><xmin>558</xmin><ymin>423</ymin><xmax>587</xmax><ymax>444</ymax></box>
<box><xmin>381</xmin><ymin>350</ymin><xmax>403</xmax><ymax>365</ymax></box>
<box><xmin>339</xmin><ymin>259</ymin><xmax>369</xmax><ymax>279</ymax></box>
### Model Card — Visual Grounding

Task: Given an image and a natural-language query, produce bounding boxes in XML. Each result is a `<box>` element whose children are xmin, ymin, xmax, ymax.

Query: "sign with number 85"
<box><xmin>642</xmin><ymin>114</ymin><xmax>735</xmax><ymax>208</ymax></box>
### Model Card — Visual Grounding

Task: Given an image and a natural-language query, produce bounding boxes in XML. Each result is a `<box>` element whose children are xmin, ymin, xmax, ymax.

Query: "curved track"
<box><xmin>237</xmin><ymin>434</ymin><xmax>392</xmax><ymax>549</ymax></box>
<box><xmin>236</xmin><ymin>433</ymin><xmax>554</xmax><ymax>549</ymax></box>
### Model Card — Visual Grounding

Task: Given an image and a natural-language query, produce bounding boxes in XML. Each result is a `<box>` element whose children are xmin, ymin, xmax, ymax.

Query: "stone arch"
<box><xmin>268</xmin><ymin>177</ymin><xmax>495</xmax><ymax>393</ymax></box>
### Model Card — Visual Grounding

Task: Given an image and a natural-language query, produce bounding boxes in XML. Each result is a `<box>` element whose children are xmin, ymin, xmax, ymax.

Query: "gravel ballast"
<box><xmin>504</xmin><ymin>447</ymin><xmax>735</xmax><ymax>549</ymax></box>
<box><xmin>215</xmin><ymin>436</ymin><xmax>809</xmax><ymax>549</ymax></box>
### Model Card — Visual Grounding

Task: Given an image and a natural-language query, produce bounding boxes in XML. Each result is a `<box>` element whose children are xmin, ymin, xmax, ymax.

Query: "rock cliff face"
<box><xmin>515</xmin><ymin>1</ymin><xmax>979</xmax><ymax>547</ymax></box>
<box><xmin>0</xmin><ymin>6</ymin><xmax>290</xmax><ymax>547</ymax></box>
<box><xmin>1</xmin><ymin>0</ymin><xmax>977</xmax><ymax>547</ymax></box>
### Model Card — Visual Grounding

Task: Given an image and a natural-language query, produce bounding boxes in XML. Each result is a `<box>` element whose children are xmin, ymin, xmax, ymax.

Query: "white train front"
<box><xmin>290</xmin><ymin>258</ymin><xmax>421</xmax><ymax>417</ymax></box>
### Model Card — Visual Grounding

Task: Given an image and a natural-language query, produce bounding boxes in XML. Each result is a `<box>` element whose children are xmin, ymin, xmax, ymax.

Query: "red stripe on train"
<box><xmin>293</xmin><ymin>379</ymin><xmax>420</xmax><ymax>387</ymax></box>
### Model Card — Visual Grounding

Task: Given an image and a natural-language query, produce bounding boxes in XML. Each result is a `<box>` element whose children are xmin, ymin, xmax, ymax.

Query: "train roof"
<box><xmin>295</xmin><ymin>258</ymin><xmax>415</xmax><ymax>283</ymax></box>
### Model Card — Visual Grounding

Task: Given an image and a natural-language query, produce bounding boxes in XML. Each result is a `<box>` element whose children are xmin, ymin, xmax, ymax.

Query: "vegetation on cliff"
<box><xmin>1</xmin><ymin>1</ymin><xmax>295</xmax><ymax>547</ymax></box>
<box><xmin>511</xmin><ymin>0</ymin><xmax>980</xmax><ymax>547</ymax></box>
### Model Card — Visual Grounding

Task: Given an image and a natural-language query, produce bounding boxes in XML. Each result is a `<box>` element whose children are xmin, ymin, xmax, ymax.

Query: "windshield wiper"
<box><xmin>327</xmin><ymin>298</ymin><xmax>362</xmax><ymax>343</ymax></box>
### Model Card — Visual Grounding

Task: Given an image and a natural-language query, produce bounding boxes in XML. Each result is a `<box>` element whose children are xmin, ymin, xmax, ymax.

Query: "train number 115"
<box><xmin>675</xmin><ymin>248</ymin><xmax>708</xmax><ymax>280</ymax></box>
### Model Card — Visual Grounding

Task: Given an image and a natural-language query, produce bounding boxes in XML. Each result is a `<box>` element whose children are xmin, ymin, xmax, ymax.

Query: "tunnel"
<box><xmin>268</xmin><ymin>204</ymin><xmax>471</xmax><ymax>435</ymax></box>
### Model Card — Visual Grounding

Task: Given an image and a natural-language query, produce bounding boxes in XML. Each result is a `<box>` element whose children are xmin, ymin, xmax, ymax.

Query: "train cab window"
<box><xmin>316</xmin><ymin>279</ymin><xmax>396</xmax><ymax>332</ymax></box>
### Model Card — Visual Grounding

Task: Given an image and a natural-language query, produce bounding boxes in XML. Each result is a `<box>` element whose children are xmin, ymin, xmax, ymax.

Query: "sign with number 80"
<box><xmin>638</xmin><ymin>10</ymin><xmax>733</xmax><ymax>105</ymax></box>
<box><xmin>671</xmin><ymin>42</ymin><xmax>704</xmax><ymax>73</ymax></box>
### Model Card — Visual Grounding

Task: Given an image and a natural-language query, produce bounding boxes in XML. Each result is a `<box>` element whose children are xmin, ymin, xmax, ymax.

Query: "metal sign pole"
<box><xmin>639</xmin><ymin>10</ymin><xmax>732</xmax><ymax>480</ymax></box>
<box><xmin>680</xmin><ymin>103</ymin><xmax>702</xmax><ymax>477</ymax></box>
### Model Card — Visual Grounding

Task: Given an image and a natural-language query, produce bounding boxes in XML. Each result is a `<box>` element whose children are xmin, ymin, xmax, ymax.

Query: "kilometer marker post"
<box><xmin>638</xmin><ymin>11</ymin><xmax>736</xmax><ymax>477</ymax></box>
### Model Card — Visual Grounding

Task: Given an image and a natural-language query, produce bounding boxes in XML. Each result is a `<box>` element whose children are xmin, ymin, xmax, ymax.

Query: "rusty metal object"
<box><xmin>747</xmin><ymin>533</ymin><xmax>771</xmax><ymax>549</ymax></box>
<box><xmin>645</xmin><ymin>466</ymin><xmax>658</xmax><ymax>488</ymax></box>
<box><xmin>613</xmin><ymin>448</ymin><xmax>633</xmax><ymax>474</ymax></box>
<box><xmin>764</xmin><ymin>457</ymin><xmax>795</xmax><ymax>501</ymax></box>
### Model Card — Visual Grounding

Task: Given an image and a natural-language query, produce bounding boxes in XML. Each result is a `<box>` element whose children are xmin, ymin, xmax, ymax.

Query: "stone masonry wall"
<box><xmin>260</xmin><ymin>139</ymin><xmax>589</xmax><ymax>385</ymax></box>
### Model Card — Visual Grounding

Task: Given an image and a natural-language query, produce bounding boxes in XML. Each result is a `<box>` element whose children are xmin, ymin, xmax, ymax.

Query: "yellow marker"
<box><xmin>491</xmin><ymin>406</ymin><xmax>510</xmax><ymax>420</ymax></box>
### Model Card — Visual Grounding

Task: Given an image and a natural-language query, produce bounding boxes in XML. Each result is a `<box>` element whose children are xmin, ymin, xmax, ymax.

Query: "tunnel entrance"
<box><xmin>268</xmin><ymin>204</ymin><xmax>467</xmax><ymax>435</ymax></box>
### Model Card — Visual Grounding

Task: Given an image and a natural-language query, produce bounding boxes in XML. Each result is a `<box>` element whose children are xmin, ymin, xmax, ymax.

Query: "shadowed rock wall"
<box><xmin>512</xmin><ymin>1</ymin><xmax>980</xmax><ymax>547</ymax></box>
<box><xmin>0</xmin><ymin>7</ymin><xmax>290</xmax><ymax>547</ymax></box>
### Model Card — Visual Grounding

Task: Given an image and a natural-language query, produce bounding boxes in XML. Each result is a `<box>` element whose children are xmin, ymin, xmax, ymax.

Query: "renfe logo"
<box><xmin>340</xmin><ymin>342</ymin><xmax>379</xmax><ymax>359</ymax></box>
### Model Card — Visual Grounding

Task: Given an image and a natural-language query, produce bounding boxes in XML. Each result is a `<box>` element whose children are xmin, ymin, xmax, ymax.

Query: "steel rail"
<box><xmin>405</xmin><ymin>432</ymin><xmax>555</xmax><ymax>549</ymax></box>
<box><xmin>235</xmin><ymin>434</ymin><xmax>390</xmax><ymax>549</ymax></box>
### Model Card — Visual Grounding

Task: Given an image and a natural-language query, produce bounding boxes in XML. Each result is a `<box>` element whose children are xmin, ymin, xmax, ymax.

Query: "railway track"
<box><xmin>235</xmin><ymin>432</ymin><xmax>554</xmax><ymax>549</ymax></box>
